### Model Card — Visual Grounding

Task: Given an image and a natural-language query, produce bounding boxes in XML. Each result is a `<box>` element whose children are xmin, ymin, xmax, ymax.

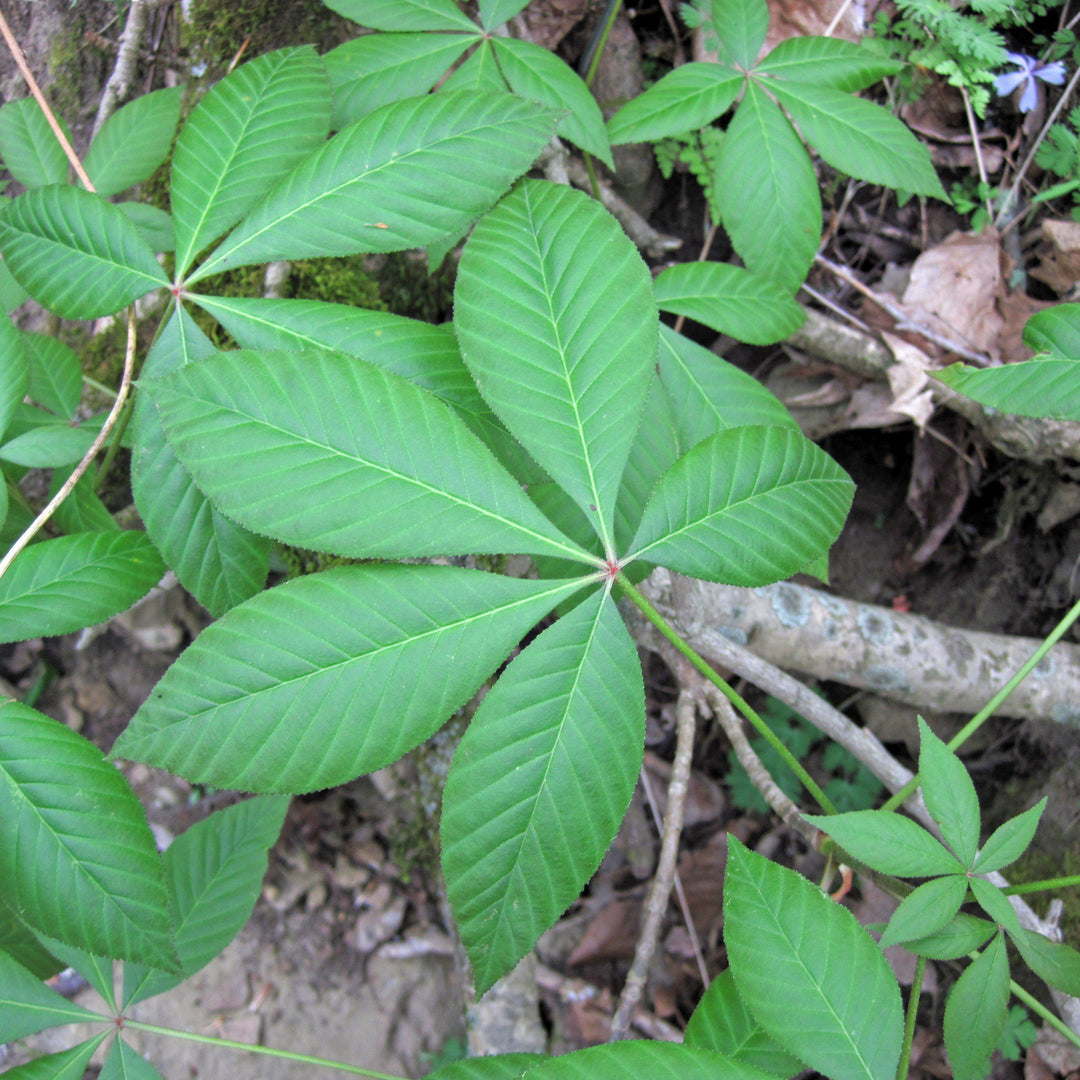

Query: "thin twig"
<box><xmin>92</xmin><ymin>0</ymin><xmax>149</xmax><ymax>140</ymax></box>
<box><xmin>814</xmin><ymin>254</ymin><xmax>993</xmax><ymax>366</ymax></box>
<box><xmin>0</xmin><ymin>308</ymin><xmax>137</xmax><ymax>582</ymax></box>
<box><xmin>823</xmin><ymin>0</ymin><xmax>857</xmax><ymax>38</ymax></box>
<box><xmin>959</xmin><ymin>84</ymin><xmax>993</xmax><ymax>225</ymax></box>
<box><xmin>609</xmin><ymin>689</ymin><xmax>697</xmax><ymax>1041</ymax></box>
<box><xmin>798</xmin><ymin>280</ymin><xmax>875</xmax><ymax>334</ymax></box>
<box><xmin>0</xmin><ymin>6</ymin><xmax>94</xmax><ymax>190</ymax></box>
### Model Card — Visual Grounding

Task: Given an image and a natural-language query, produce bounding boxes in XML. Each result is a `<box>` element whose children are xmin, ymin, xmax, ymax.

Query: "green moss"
<box><xmin>286</xmin><ymin>257</ymin><xmax>387</xmax><ymax>311</ymax></box>
<box><xmin>375</xmin><ymin>251</ymin><xmax>456</xmax><ymax>323</ymax></box>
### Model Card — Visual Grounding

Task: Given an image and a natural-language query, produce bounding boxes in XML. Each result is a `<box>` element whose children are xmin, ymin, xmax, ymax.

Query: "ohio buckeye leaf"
<box><xmin>519</xmin><ymin>1042</ymin><xmax>778</xmax><ymax>1080</ymax></box>
<box><xmin>0</xmin><ymin>701</ymin><xmax>177</xmax><ymax>971</ymax></box>
<box><xmin>190</xmin><ymin>93</ymin><xmax>558</xmax><ymax>281</ymax></box>
<box><xmin>0</xmin><ymin>1035</ymin><xmax>109</xmax><ymax>1079</ymax></box>
<box><xmin>0</xmin><ymin>951</ymin><xmax>98</xmax><ymax>1040</ymax></box>
<box><xmin>754</xmin><ymin>37</ymin><xmax>902</xmax><ymax>90</ymax></box>
<box><xmin>443</xmin><ymin>589</ymin><xmax>644</xmax><ymax>995</ymax></box>
<box><xmin>323</xmin><ymin>0</ymin><xmax>479</xmax><ymax>32</ymax></box>
<box><xmin>934</xmin><ymin>359</ymin><xmax>1080</xmax><ymax>422</ymax></box>
<box><xmin>0</xmin><ymin>97</ymin><xmax>68</xmax><ymax>189</ymax></box>
<box><xmin>114</xmin><ymin>565</ymin><xmax>589</xmax><ymax>793</ymax></box>
<box><xmin>943</xmin><ymin>933</ymin><xmax>1009</xmax><ymax>1080</ymax></box>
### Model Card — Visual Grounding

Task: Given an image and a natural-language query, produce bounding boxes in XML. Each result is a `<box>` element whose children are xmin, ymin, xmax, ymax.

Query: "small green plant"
<box><xmin>654</xmin><ymin>126</ymin><xmax>724</xmax><ymax>222</ymax></box>
<box><xmin>997</xmin><ymin>1005</ymin><xmax>1039</xmax><ymax>1061</ymax></box>
<box><xmin>950</xmin><ymin>176</ymin><xmax>1000</xmax><ymax>231</ymax></box>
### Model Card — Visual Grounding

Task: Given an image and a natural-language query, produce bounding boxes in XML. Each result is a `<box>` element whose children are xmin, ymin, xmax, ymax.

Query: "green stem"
<box><xmin>84</xmin><ymin>374</ymin><xmax>119</xmax><ymax>399</ymax></box>
<box><xmin>894</xmin><ymin>955</ymin><xmax>926</xmax><ymax>1080</ymax></box>
<box><xmin>616</xmin><ymin>573</ymin><xmax>837</xmax><ymax>814</ymax></box>
<box><xmin>582</xmin><ymin>0</ymin><xmax>622</xmax><ymax>87</ymax></box>
<box><xmin>881</xmin><ymin>593</ymin><xmax>1080</xmax><ymax>813</ymax></box>
<box><xmin>1008</xmin><ymin>979</ymin><xmax>1080</xmax><ymax>1049</ymax></box>
<box><xmin>95</xmin><ymin>396</ymin><xmax>134</xmax><ymax>493</ymax></box>
<box><xmin>121</xmin><ymin>1019</ymin><xmax>407</xmax><ymax>1079</ymax></box>
<box><xmin>1002</xmin><ymin>875</ymin><xmax>1080</xmax><ymax>895</ymax></box>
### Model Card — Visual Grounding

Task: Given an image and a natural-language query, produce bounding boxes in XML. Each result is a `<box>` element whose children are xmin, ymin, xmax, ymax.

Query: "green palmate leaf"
<box><xmin>324</xmin><ymin>0</ymin><xmax>479</xmax><ymax>32</ymax></box>
<box><xmin>429</xmin><ymin>1054</ymin><xmax>546</xmax><ymax>1080</ymax></box>
<box><xmin>1011</xmin><ymin>928</ymin><xmax>1080</xmax><ymax>997</ymax></box>
<box><xmin>479</xmin><ymin>0</ymin><xmax>530</xmax><ymax>28</ymax></box>
<box><xmin>115</xmin><ymin>565</ymin><xmax>589</xmax><ymax>792</ymax></box>
<box><xmin>973</xmin><ymin>798</ymin><xmax>1047</xmax><ymax>873</ymax></box>
<box><xmin>1023</xmin><ymin>303</ymin><xmax>1080</xmax><ymax>356</ymax></box>
<box><xmin>171</xmin><ymin>46</ymin><xmax>331</xmax><ymax>280</ymax></box>
<box><xmin>969</xmin><ymin>876</ymin><xmax>1022</xmax><ymax>937</ymax></box>
<box><xmin>943</xmin><ymin>933</ymin><xmax>1009</xmax><ymax>1080</ymax></box>
<box><xmin>684</xmin><ymin>968</ymin><xmax>805</xmax><ymax>1077</ymax></box>
<box><xmin>117</xmin><ymin>202</ymin><xmax>175</xmax><ymax>254</ymax></box>
<box><xmin>0</xmin><ymin>701</ymin><xmax>177</xmax><ymax>970</ymax></box>
<box><xmin>768</xmin><ymin>80</ymin><xmax>946</xmax><ymax>199</ymax></box>
<box><xmin>101</xmin><ymin>1037</ymin><xmax>165</xmax><ymax>1080</ymax></box>
<box><xmin>805</xmin><ymin>809</ymin><xmax>963</xmax><ymax>876</ymax></box>
<box><xmin>130</xmin><ymin>306</ymin><xmax>269</xmax><ymax>618</ymax></box>
<box><xmin>149</xmin><ymin>348</ymin><xmax>589</xmax><ymax>563</ymax></box>
<box><xmin>31</xmin><ymin>932</ymin><xmax>115</xmax><ymax>1009</ymax></box>
<box><xmin>0</xmin><ymin>312</ymin><xmax>28</xmax><ymax>440</ymax></box>
<box><xmin>904</xmin><ymin>913</ymin><xmax>996</xmax><ymax>960</ymax></box>
<box><xmin>0</xmin><ymin>421</ymin><xmax>101</xmax><ymax>468</ymax></box>
<box><xmin>0</xmin><ymin>185</ymin><xmax>167</xmax><ymax>319</ymax></box>
<box><xmin>724</xmin><ymin>837</ymin><xmax>903</xmax><ymax>1080</ymax></box>
<box><xmin>0</xmin><ymin>98</ymin><xmax>69</xmax><ymax>188</ymax></box>
<box><xmin>49</xmin><ymin>468</ymin><xmax>119</xmax><ymax>535</ymax></box>
<box><xmin>0</xmin><ymin>951</ymin><xmax>98</xmax><ymax>1040</ymax></box>
<box><xmin>490</xmin><ymin>38</ymin><xmax>614</xmax><ymax>168</ymax></box>
<box><xmin>520</xmin><ymin>1042</ymin><xmax>778</xmax><ymax>1080</ymax></box>
<box><xmin>713</xmin><ymin>0</ymin><xmax>769</xmax><ymax>68</ymax></box>
<box><xmin>84</xmin><ymin>86</ymin><xmax>184</xmax><ymax>197</ymax></box>
<box><xmin>627</xmin><ymin>426</ymin><xmax>852</xmax><ymax>584</ymax></box>
<box><xmin>440</xmin><ymin>40</ymin><xmax>507</xmax><ymax>92</ymax></box>
<box><xmin>324</xmin><ymin>33</ymin><xmax>475</xmax><ymax>129</ymax></box>
<box><xmin>0</xmin><ymin>531</ymin><xmax>165</xmax><ymax>643</ymax></box>
<box><xmin>190</xmin><ymin>92</ymin><xmax>558</xmax><ymax>281</ymax></box>
<box><xmin>653</xmin><ymin>262</ymin><xmax>804</xmax><ymax>345</ymax></box>
<box><xmin>754</xmin><ymin>37</ymin><xmax>903</xmax><ymax>90</ymax></box>
<box><xmin>657</xmin><ymin>325</ymin><xmax>797</xmax><ymax>448</ymax></box>
<box><xmin>0</xmin><ymin>896</ymin><xmax>63</xmax><ymax>978</ymax></box>
<box><xmin>0</xmin><ymin>1035</ymin><xmax>109</xmax><ymax>1080</ymax></box>
<box><xmin>24</xmin><ymin>331</ymin><xmax>81</xmax><ymax>419</ymax></box>
<box><xmin>934</xmin><ymin>359</ymin><xmax>1080</xmax><ymax>422</ymax></box>
<box><xmin>529</xmin><ymin>483</ymin><xmax>604</xmax><ymax>583</ymax></box>
<box><xmin>443</xmin><ymin>590</ymin><xmax>644</xmax><ymax>995</ymax></box>
<box><xmin>0</xmin><ymin>250</ymin><xmax>29</xmax><ymax>311</ymax></box>
<box><xmin>715</xmin><ymin>81</ymin><xmax>820</xmax><ymax>292</ymax></box>
<box><xmin>607</xmin><ymin>64</ymin><xmax>743</xmax><ymax>144</ymax></box>
<box><xmin>613</xmin><ymin>378</ymin><xmax>680</xmax><ymax>552</ymax></box>
<box><xmin>917</xmin><ymin>716</ymin><xmax>980</xmax><ymax>867</ymax></box>
<box><xmin>124</xmin><ymin>795</ymin><xmax>289</xmax><ymax>1006</ymax></box>
<box><xmin>878</xmin><ymin>873</ymin><xmax>968</xmax><ymax>949</ymax></box>
<box><xmin>455</xmin><ymin>179</ymin><xmax>657</xmax><ymax>556</ymax></box>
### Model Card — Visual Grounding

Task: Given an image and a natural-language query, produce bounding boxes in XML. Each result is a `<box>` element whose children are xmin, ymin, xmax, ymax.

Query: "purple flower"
<box><xmin>995</xmin><ymin>52</ymin><xmax>1066</xmax><ymax>113</ymax></box>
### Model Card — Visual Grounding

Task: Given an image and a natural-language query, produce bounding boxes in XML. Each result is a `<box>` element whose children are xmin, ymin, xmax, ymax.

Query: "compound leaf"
<box><xmin>0</xmin><ymin>185</ymin><xmax>167</xmax><ymax>319</ymax></box>
<box><xmin>0</xmin><ymin>313</ymin><xmax>28</xmax><ymax>440</ymax></box>
<box><xmin>24</xmin><ymin>331</ymin><xmax>81</xmax><ymax>420</ymax></box>
<box><xmin>904</xmin><ymin>913</ymin><xmax>996</xmax><ymax>960</ymax></box>
<box><xmin>724</xmin><ymin>837</ymin><xmax>903</xmax><ymax>1080</ymax></box>
<box><xmin>684</xmin><ymin>968</ymin><xmax>805</xmax><ymax>1077</ymax></box>
<box><xmin>124</xmin><ymin>795</ymin><xmax>289</xmax><ymax>1005</ymax></box>
<box><xmin>0</xmin><ymin>532</ymin><xmax>165</xmax><ymax>643</ymax></box>
<box><xmin>878</xmin><ymin>873</ymin><xmax>968</xmax><ymax>949</ymax></box>
<box><xmin>114</xmin><ymin>565</ymin><xmax>588</xmax><ymax>793</ymax></box>
<box><xmin>1023</xmin><ymin>303</ymin><xmax>1080</xmax><ymax>356</ymax></box>
<box><xmin>1011</xmin><ymin>928</ymin><xmax>1080</xmax><ymax>997</ymax></box>
<box><xmin>131</xmin><ymin>305</ymin><xmax>270</xmax><ymax>618</ymax></box>
<box><xmin>0</xmin><ymin>1034</ymin><xmax>109</xmax><ymax>1079</ymax></box>
<box><xmin>149</xmin><ymin>348</ymin><xmax>589</xmax><ymax>563</ymax></box>
<box><xmin>973</xmin><ymin>797</ymin><xmax>1047</xmax><ymax>873</ymax></box>
<box><xmin>439</xmin><ymin>40</ymin><xmax>506</xmax><ymax>92</ymax></box>
<box><xmin>491</xmin><ymin>37</ymin><xmax>613</xmax><ymax>168</ymax></box>
<box><xmin>804</xmin><ymin>809</ymin><xmax>963</xmax><ymax>877</ymax></box>
<box><xmin>653</xmin><ymin>262</ymin><xmax>804</xmax><ymax>345</ymax></box>
<box><xmin>455</xmin><ymin>179</ymin><xmax>656</xmax><ymax>557</ymax></box>
<box><xmin>84</xmin><ymin>86</ymin><xmax>184</xmax><ymax>198</ymax></box>
<box><xmin>715</xmin><ymin>81</ymin><xmax>819</xmax><ymax>292</ymax></box>
<box><xmin>0</xmin><ymin>98</ymin><xmax>68</xmax><ymax>188</ymax></box>
<box><xmin>429</xmin><ymin>1054</ymin><xmax>545</xmax><ymax>1080</ymax></box>
<box><xmin>0</xmin><ymin>701</ymin><xmax>176</xmax><ymax>971</ymax></box>
<box><xmin>0</xmin><ymin>951</ymin><xmax>99</xmax><ymax>1041</ymax></box>
<box><xmin>519</xmin><ymin>1042</ymin><xmax>778</xmax><ymax>1080</ymax></box>
<box><xmin>478</xmin><ymin>0</ymin><xmax>531</xmax><ymax>29</ymax></box>
<box><xmin>712</xmin><ymin>0</ymin><xmax>769</xmax><ymax>68</ymax></box>
<box><xmin>754</xmin><ymin>37</ymin><xmax>902</xmax><ymax>91</ymax></box>
<box><xmin>443</xmin><ymin>590</ymin><xmax>644</xmax><ymax>996</ymax></box>
<box><xmin>171</xmin><ymin>46</ymin><xmax>331</xmax><ymax>279</ymax></box>
<box><xmin>628</xmin><ymin>426</ymin><xmax>852</xmax><ymax>583</ymax></box>
<box><xmin>100</xmin><ymin>1037</ymin><xmax>165</xmax><ymax>1080</ymax></box>
<box><xmin>190</xmin><ymin>92</ymin><xmax>558</xmax><ymax>281</ymax></box>
<box><xmin>943</xmin><ymin>933</ymin><xmax>1009</xmax><ymax>1080</ymax></box>
<box><xmin>768</xmin><ymin>80</ymin><xmax>946</xmax><ymax>199</ymax></box>
<box><xmin>607</xmin><ymin>64</ymin><xmax>742</xmax><ymax>144</ymax></box>
<box><xmin>323</xmin><ymin>0</ymin><xmax>479</xmax><ymax>32</ymax></box>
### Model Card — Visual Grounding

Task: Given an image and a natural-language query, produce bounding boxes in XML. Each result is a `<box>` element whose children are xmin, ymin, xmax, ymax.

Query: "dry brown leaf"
<box><xmin>568</xmin><ymin>896</ymin><xmax>642</xmax><ymax>965</ymax></box>
<box><xmin>643</xmin><ymin>751</ymin><xmax>726</xmax><ymax>827</ymax></box>
<box><xmin>901</xmin><ymin>229</ymin><xmax>1005</xmax><ymax>355</ymax></box>
<box><xmin>1027</xmin><ymin>1026</ymin><xmax>1080</xmax><ymax>1079</ymax></box>
<box><xmin>881</xmin><ymin>332</ymin><xmax>937</xmax><ymax>429</ymax></box>
<box><xmin>904</xmin><ymin>418</ymin><xmax>972</xmax><ymax>568</ymax></box>
<box><xmin>1031</xmin><ymin>220</ymin><xmax>1080</xmax><ymax>295</ymax></box>
<box><xmin>676</xmin><ymin>832</ymin><xmax>728</xmax><ymax>934</ymax></box>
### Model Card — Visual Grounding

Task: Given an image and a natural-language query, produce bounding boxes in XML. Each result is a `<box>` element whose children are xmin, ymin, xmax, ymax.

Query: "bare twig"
<box><xmin>0</xmin><ymin>6</ymin><xmax>94</xmax><ymax>190</ymax></box>
<box><xmin>959</xmin><ymin>84</ymin><xmax>993</xmax><ymax>225</ymax></box>
<box><xmin>610</xmin><ymin>690</ymin><xmax>698</xmax><ymax>1040</ymax></box>
<box><xmin>823</xmin><ymin>0</ymin><xmax>857</xmax><ymax>38</ymax></box>
<box><xmin>0</xmin><ymin>309</ymin><xmax>137</xmax><ymax>582</ymax></box>
<box><xmin>92</xmin><ymin>0</ymin><xmax>149</xmax><ymax>140</ymax></box>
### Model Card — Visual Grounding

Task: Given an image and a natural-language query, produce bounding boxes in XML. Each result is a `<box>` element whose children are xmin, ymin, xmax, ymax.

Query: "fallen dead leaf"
<box><xmin>1031</xmin><ymin>220</ymin><xmax>1080</xmax><ymax>295</ymax></box>
<box><xmin>568</xmin><ymin>896</ymin><xmax>642</xmax><ymax>965</ymax></box>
